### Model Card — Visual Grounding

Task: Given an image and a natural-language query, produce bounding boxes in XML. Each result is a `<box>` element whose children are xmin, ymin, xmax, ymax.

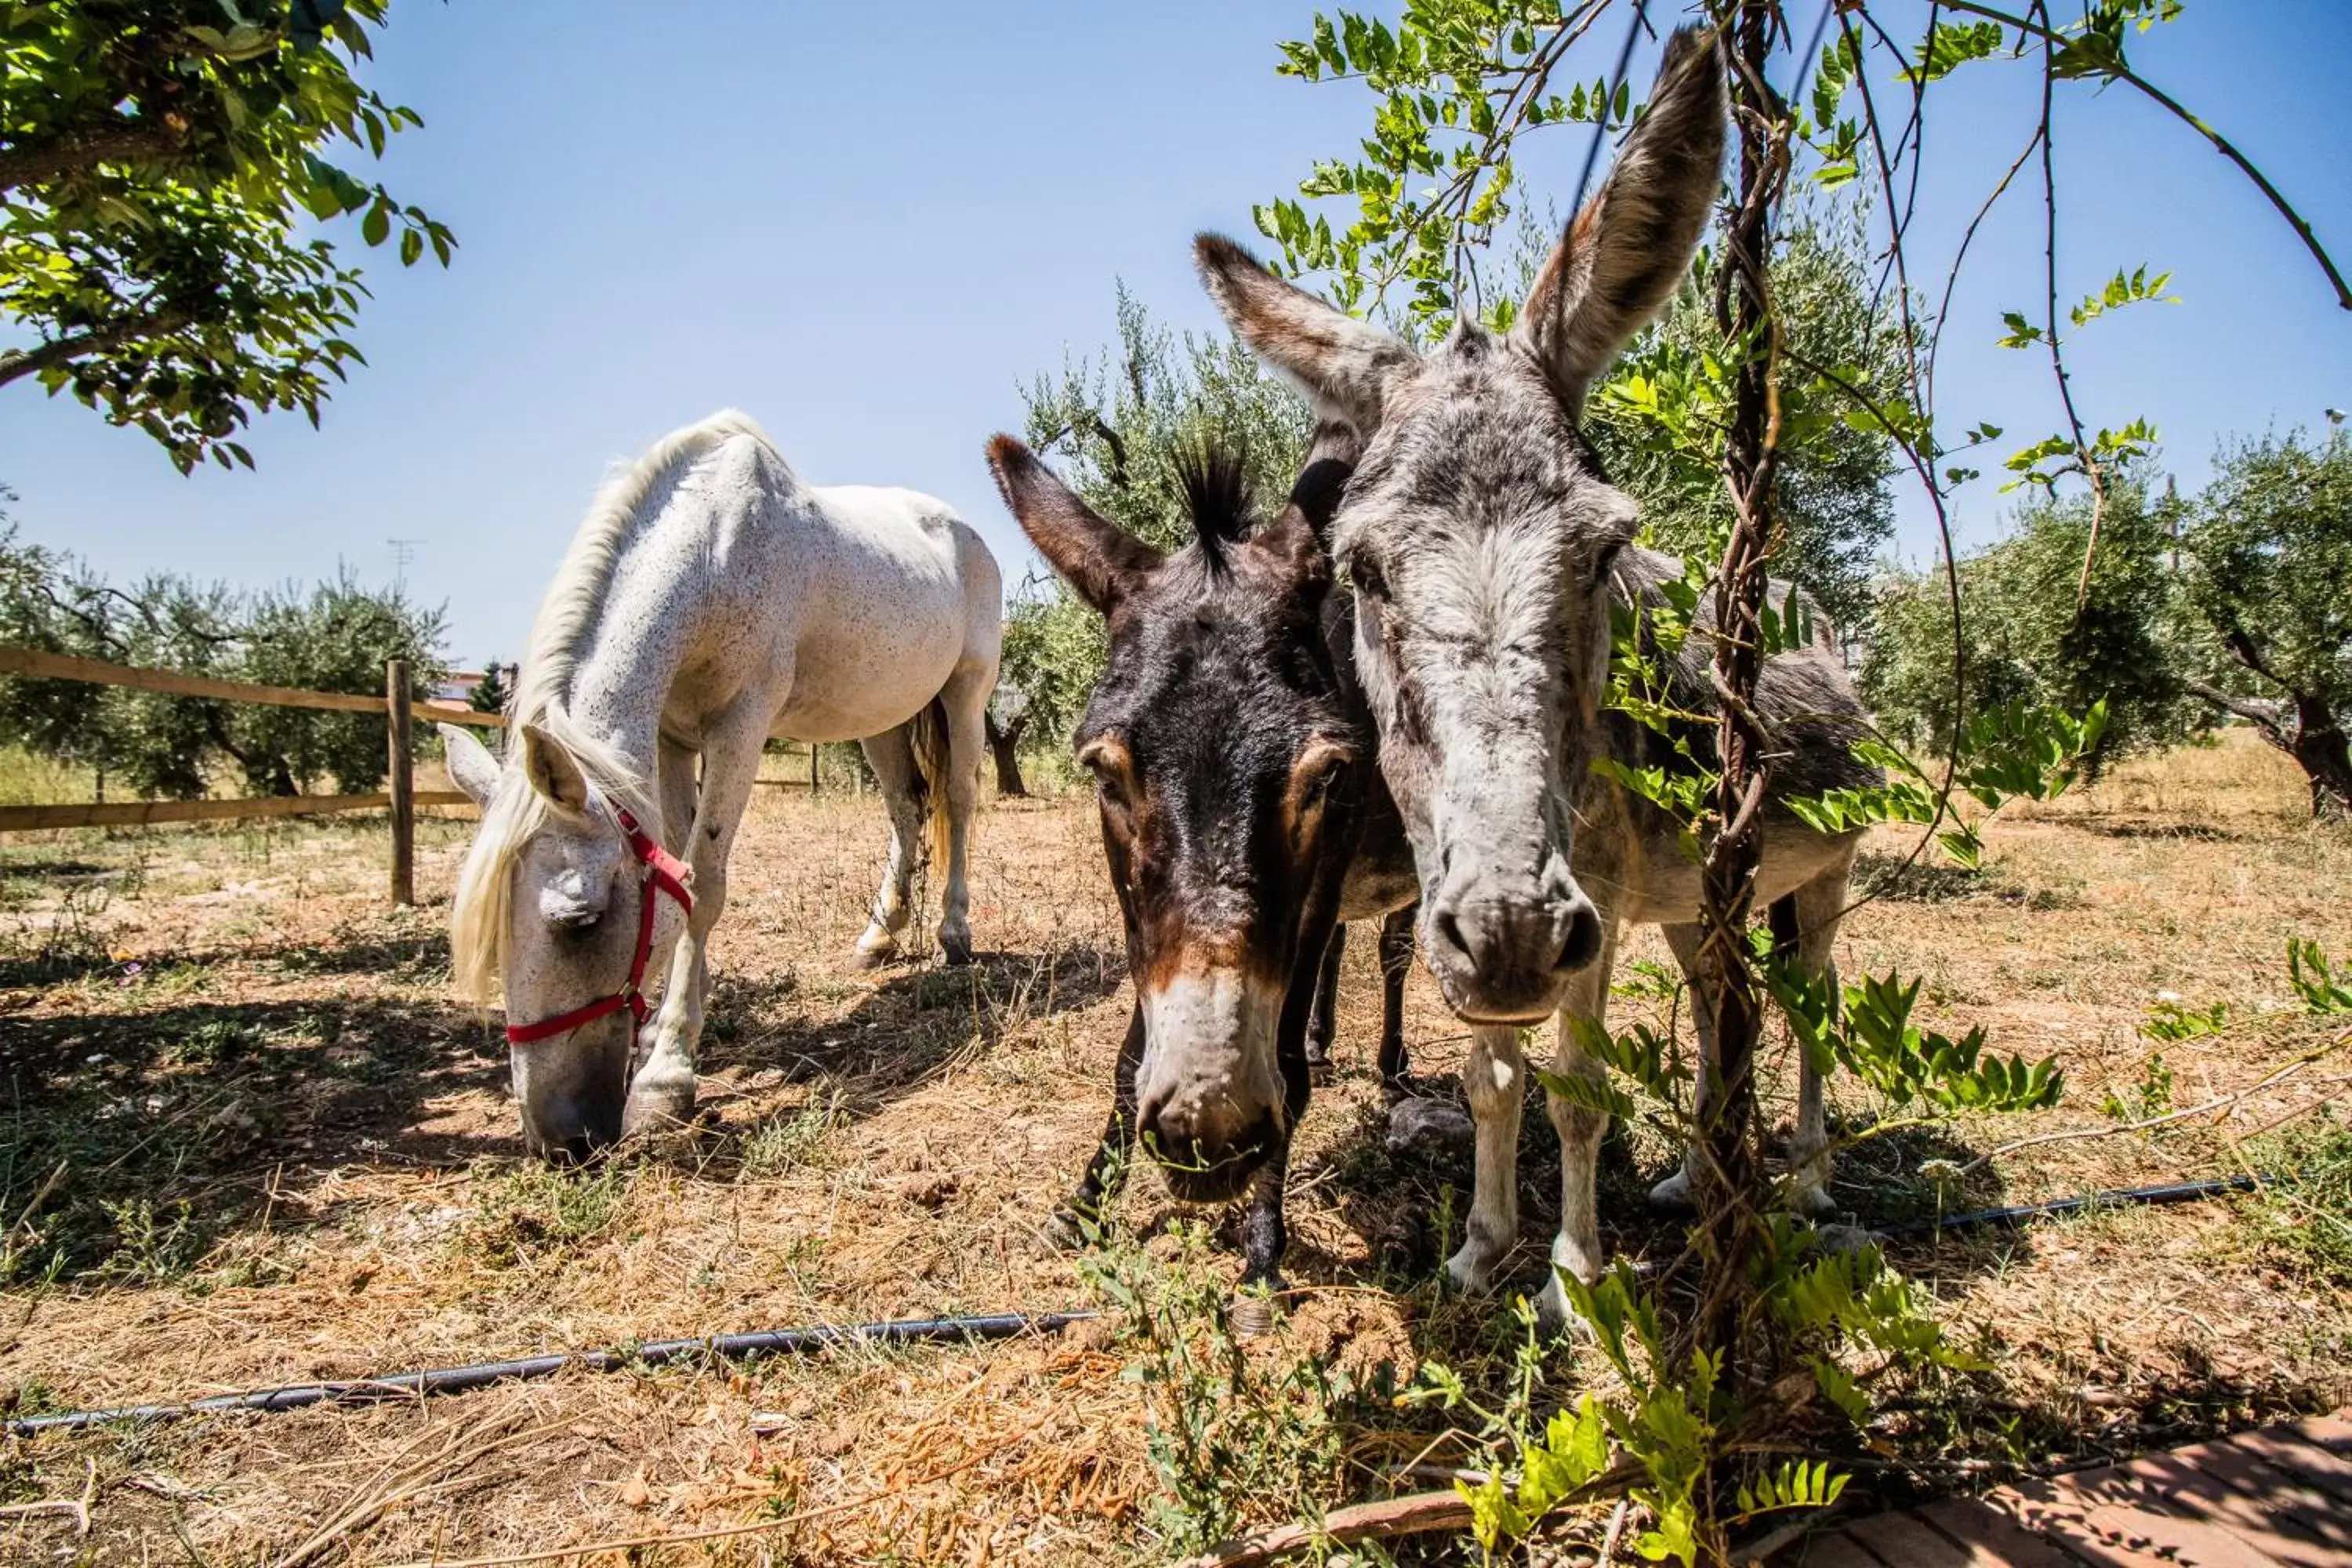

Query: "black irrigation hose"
<box><xmin>4</xmin><ymin>1172</ymin><xmax>2296</xmax><ymax>1440</ymax></box>
<box><xmin>1871</xmin><ymin>1173</ymin><xmax>2267</xmax><ymax>1240</ymax></box>
<box><xmin>4</xmin><ymin>1310</ymin><xmax>1094</xmax><ymax>1439</ymax></box>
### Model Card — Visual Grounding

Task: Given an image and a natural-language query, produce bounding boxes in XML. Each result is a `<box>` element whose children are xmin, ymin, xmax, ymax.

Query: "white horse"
<box><xmin>441</xmin><ymin>411</ymin><xmax>1001</xmax><ymax>1160</ymax></box>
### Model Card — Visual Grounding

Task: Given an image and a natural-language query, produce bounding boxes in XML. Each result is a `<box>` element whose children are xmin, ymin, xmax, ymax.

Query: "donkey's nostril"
<box><xmin>1432</xmin><ymin>909</ymin><xmax>1471</xmax><ymax>963</ymax></box>
<box><xmin>1555</xmin><ymin>902</ymin><xmax>1604</xmax><ymax>973</ymax></box>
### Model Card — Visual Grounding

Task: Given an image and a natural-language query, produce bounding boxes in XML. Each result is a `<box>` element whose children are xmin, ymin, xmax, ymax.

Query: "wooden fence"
<box><xmin>0</xmin><ymin>646</ymin><xmax>502</xmax><ymax>905</ymax></box>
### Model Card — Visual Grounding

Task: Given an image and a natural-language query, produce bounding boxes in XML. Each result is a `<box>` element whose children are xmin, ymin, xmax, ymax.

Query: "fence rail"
<box><xmin>0</xmin><ymin>790</ymin><xmax>472</xmax><ymax>835</ymax></box>
<box><xmin>0</xmin><ymin>646</ymin><xmax>494</xmax><ymax>902</ymax></box>
<box><xmin>0</xmin><ymin>646</ymin><xmax>506</xmax><ymax>730</ymax></box>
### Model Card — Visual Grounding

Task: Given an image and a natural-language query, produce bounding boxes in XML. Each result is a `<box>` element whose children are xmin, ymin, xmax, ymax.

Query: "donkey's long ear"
<box><xmin>1513</xmin><ymin>26</ymin><xmax>1726</xmax><ymax>412</ymax></box>
<box><xmin>985</xmin><ymin>435</ymin><xmax>1163</xmax><ymax>614</ymax></box>
<box><xmin>1195</xmin><ymin>235</ymin><xmax>1414</xmax><ymax>433</ymax></box>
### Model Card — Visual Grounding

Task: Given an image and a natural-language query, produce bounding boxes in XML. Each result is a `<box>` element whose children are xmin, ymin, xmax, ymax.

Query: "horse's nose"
<box><xmin>1423</xmin><ymin>866</ymin><xmax>1599</xmax><ymax>1022</ymax></box>
<box><xmin>523</xmin><ymin>1098</ymin><xmax>622</xmax><ymax>1165</ymax></box>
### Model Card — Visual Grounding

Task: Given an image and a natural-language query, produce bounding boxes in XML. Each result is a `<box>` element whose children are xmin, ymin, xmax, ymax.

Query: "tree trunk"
<box><xmin>985</xmin><ymin>713</ymin><xmax>1028</xmax><ymax>797</ymax></box>
<box><xmin>2291</xmin><ymin>695</ymin><xmax>2352</xmax><ymax>819</ymax></box>
<box><xmin>1691</xmin><ymin>0</ymin><xmax>1786</xmax><ymax>1438</ymax></box>
<box><xmin>2184</xmin><ymin>680</ymin><xmax>2352</xmax><ymax>818</ymax></box>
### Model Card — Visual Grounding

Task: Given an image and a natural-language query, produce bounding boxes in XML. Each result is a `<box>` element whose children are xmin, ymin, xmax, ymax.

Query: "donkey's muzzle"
<box><xmin>1142</xmin><ymin>1120</ymin><xmax>1278</xmax><ymax>1205</ymax></box>
<box><xmin>1423</xmin><ymin>872</ymin><xmax>1602</xmax><ymax>1024</ymax></box>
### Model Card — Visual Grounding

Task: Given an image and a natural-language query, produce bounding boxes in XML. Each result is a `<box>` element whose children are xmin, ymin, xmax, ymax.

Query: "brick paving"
<box><xmin>1788</xmin><ymin>1414</ymin><xmax>2352</xmax><ymax>1566</ymax></box>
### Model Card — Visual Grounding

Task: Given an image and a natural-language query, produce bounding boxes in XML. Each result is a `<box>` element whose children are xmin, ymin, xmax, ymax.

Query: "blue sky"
<box><xmin>4</xmin><ymin>1</ymin><xmax>2347</xmax><ymax>664</ymax></box>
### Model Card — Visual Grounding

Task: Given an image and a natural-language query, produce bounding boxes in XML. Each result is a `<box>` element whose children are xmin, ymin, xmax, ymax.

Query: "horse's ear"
<box><xmin>1512</xmin><ymin>26</ymin><xmax>1726</xmax><ymax>412</ymax></box>
<box><xmin>1194</xmin><ymin>234</ymin><xmax>1414</xmax><ymax>433</ymax></box>
<box><xmin>519</xmin><ymin>722</ymin><xmax>591</xmax><ymax>815</ymax></box>
<box><xmin>439</xmin><ymin>723</ymin><xmax>502</xmax><ymax>808</ymax></box>
<box><xmin>985</xmin><ymin>434</ymin><xmax>1163</xmax><ymax>613</ymax></box>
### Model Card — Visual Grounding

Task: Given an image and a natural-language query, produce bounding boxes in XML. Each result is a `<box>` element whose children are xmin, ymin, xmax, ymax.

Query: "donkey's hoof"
<box><xmin>1040</xmin><ymin>1206</ymin><xmax>1094</xmax><ymax>1254</ymax></box>
<box><xmin>1443</xmin><ymin>1241</ymin><xmax>1504</xmax><ymax>1298</ymax></box>
<box><xmin>938</xmin><ymin>933</ymin><xmax>975</xmax><ymax>967</ymax></box>
<box><xmin>1793</xmin><ymin>1182</ymin><xmax>1838</xmax><ymax>1218</ymax></box>
<box><xmin>1815</xmin><ymin>1221</ymin><xmax>1879</xmax><ymax>1256</ymax></box>
<box><xmin>1647</xmin><ymin>1168</ymin><xmax>1696</xmax><ymax>1213</ymax></box>
<box><xmin>1534</xmin><ymin>1275</ymin><xmax>1598</xmax><ymax>1341</ymax></box>
<box><xmin>851</xmin><ymin>929</ymin><xmax>898</xmax><ymax>970</ymax></box>
<box><xmin>1386</xmin><ymin>1096</ymin><xmax>1475</xmax><ymax>1158</ymax></box>
<box><xmin>1228</xmin><ymin>1288</ymin><xmax>1283</xmax><ymax>1338</ymax></box>
<box><xmin>1305</xmin><ymin>1046</ymin><xmax>1334</xmax><ymax>1088</ymax></box>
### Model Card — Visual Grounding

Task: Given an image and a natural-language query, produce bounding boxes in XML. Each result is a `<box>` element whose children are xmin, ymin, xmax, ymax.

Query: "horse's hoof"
<box><xmin>1647</xmin><ymin>1168</ymin><xmax>1696</xmax><ymax>1213</ymax></box>
<box><xmin>851</xmin><ymin>940</ymin><xmax>895</xmax><ymax>971</ymax></box>
<box><xmin>1228</xmin><ymin>1288</ymin><xmax>1282</xmax><ymax>1338</ymax></box>
<box><xmin>938</xmin><ymin>935</ymin><xmax>975</xmax><ymax>968</ymax></box>
<box><xmin>622</xmin><ymin>1086</ymin><xmax>696</xmax><ymax>1138</ymax></box>
<box><xmin>1793</xmin><ymin>1182</ymin><xmax>1838</xmax><ymax>1218</ymax></box>
<box><xmin>1305</xmin><ymin>1054</ymin><xmax>1334</xmax><ymax>1088</ymax></box>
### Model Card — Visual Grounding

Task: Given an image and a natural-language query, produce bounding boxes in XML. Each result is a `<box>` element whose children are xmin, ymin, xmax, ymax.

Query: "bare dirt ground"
<box><xmin>0</xmin><ymin>733</ymin><xmax>2346</xmax><ymax>1564</ymax></box>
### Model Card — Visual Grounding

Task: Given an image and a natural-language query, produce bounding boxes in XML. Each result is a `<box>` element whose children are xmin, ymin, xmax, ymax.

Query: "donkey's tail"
<box><xmin>907</xmin><ymin>692</ymin><xmax>956</xmax><ymax>888</ymax></box>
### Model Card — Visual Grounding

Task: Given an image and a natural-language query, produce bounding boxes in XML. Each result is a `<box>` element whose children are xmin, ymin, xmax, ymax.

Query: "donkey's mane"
<box><xmin>1174</xmin><ymin>444</ymin><xmax>1255</xmax><ymax>575</ymax></box>
<box><xmin>450</xmin><ymin>409</ymin><xmax>782</xmax><ymax>1000</ymax></box>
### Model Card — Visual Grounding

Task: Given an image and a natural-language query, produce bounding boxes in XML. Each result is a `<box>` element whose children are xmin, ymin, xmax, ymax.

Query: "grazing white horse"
<box><xmin>442</xmin><ymin>411</ymin><xmax>1001</xmax><ymax>1160</ymax></box>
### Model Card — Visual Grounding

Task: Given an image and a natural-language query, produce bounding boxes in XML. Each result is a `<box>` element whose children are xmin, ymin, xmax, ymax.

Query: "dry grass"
<box><xmin>0</xmin><ymin>732</ymin><xmax>2345</xmax><ymax>1563</ymax></box>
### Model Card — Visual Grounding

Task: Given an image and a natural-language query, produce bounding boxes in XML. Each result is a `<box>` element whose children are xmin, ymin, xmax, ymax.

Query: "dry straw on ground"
<box><xmin>0</xmin><ymin>732</ymin><xmax>2345</xmax><ymax>1563</ymax></box>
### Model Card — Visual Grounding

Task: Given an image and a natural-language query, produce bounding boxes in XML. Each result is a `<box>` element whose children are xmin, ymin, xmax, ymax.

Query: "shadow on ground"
<box><xmin>0</xmin><ymin>991</ymin><xmax>504</xmax><ymax>1287</ymax></box>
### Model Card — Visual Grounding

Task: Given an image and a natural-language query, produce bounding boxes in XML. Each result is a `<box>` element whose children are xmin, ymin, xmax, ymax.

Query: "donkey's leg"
<box><xmin>1047</xmin><ymin>1004</ymin><xmax>1145</xmax><ymax>1250</ymax></box>
<box><xmin>1535</xmin><ymin>920</ymin><xmax>1620</xmax><ymax>1332</ymax></box>
<box><xmin>853</xmin><ymin>725</ymin><xmax>926</xmax><ymax>967</ymax></box>
<box><xmin>1648</xmin><ymin>923</ymin><xmax>1713</xmax><ymax>1211</ymax></box>
<box><xmin>1786</xmin><ymin>853</ymin><xmax>1857</xmax><ymax>1216</ymax></box>
<box><xmin>1445</xmin><ymin>1022</ymin><xmax>1527</xmax><ymax>1295</ymax></box>
<box><xmin>1305</xmin><ymin>924</ymin><xmax>1345</xmax><ymax>1083</ymax></box>
<box><xmin>1377</xmin><ymin>903</ymin><xmax>1417</xmax><ymax>1096</ymax></box>
<box><xmin>1237</xmin><ymin>1137</ymin><xmax>1292</xmax><ymax>1305</ymax></box>
<box><xmin>627</xmin><ymin>713</ymin><xmax>763</xmax><ymax>1134</ymax></box>
<box><xmin>935</xmin><ymin>664</ymin><xmax>993</xmax><ymax>966</ymax></box>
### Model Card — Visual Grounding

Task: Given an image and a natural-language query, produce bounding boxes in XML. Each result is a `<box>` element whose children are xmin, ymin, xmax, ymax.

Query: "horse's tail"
<box><xmin>908</xmin><ymin>692</ymin><xmax>956</xmax><ymax>888</ymax></box>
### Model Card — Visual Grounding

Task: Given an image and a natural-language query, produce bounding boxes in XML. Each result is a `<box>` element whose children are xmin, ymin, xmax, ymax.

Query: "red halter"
<box><xmin>503</xmin><ymin>808</ymin><xmax>696</xmax><ymax>1046</ymax></box>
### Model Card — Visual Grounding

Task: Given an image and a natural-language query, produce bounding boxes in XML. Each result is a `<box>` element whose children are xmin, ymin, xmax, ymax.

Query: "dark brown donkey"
<box><xmin>985</xmin><ymin>427</ymin><xmax>1417</xmax><ymax>1301</ymax></box>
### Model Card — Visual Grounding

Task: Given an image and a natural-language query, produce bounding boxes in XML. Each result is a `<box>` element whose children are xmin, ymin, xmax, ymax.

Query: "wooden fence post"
<box><xmin>809</xmin><ymin>742</ymin><xmax>819</xmax><ymax>793</ymax></box>
<box><xmin>387</xmin><ymin>658</ymin><xmax>414</xmax><ymax>906</ymax></box>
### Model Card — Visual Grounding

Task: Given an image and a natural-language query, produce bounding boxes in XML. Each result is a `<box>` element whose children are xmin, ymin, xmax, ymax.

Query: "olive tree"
<box><xmin>1864</xmin><ymin>477</ymin><xmax>2194</xmax><ymax>767</ymax></box>
<box><xmin>1001</xmin><ymin>288</ymin><xmax>1313</xmax><ymax>773</ymax></box>
<box><xmin>2178</xmin><ymin>430</ymin><xmax>2352</xmax><ymax>816</ymax></box>
<box><xmin>0</xmin><ymin>531</ymin><xmax>446</xmax><ymax>797</ymax></box>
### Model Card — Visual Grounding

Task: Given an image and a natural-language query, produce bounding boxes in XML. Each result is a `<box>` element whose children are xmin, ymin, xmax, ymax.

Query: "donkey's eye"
<box><xmin>1078</xmin><ymin>737</ymin><xmax>1137</xmax><ymax>814</ymax></box>
<box><xmin>1348</xmin><ymin>556</ymin><xmax>1388</xmax><ymax>601</ymax></box>
<box><xmin>1590</xmin><ymin>543</ymin><xmax>1626</xmax><ymax>588</ymax></box>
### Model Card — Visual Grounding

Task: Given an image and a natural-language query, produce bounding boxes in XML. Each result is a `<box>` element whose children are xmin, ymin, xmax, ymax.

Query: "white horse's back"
<box><xmin>776</xmin><ymin>483</ymin><xmax>1001</xmax><ymax>743</ymax></box>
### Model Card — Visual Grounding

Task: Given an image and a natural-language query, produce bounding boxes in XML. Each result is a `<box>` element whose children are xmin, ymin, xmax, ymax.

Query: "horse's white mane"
<box><xmin>450</xmin><ymin>409</ymin><xmax>782</xmax><ymax>1000</ymax></box>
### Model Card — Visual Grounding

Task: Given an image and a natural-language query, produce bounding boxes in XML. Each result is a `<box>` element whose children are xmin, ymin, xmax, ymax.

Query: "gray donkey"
<box><xmin>1196</xmin><ymin>27</ymin><xmax>1878</xmax><ymax>1329</ymax></box>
